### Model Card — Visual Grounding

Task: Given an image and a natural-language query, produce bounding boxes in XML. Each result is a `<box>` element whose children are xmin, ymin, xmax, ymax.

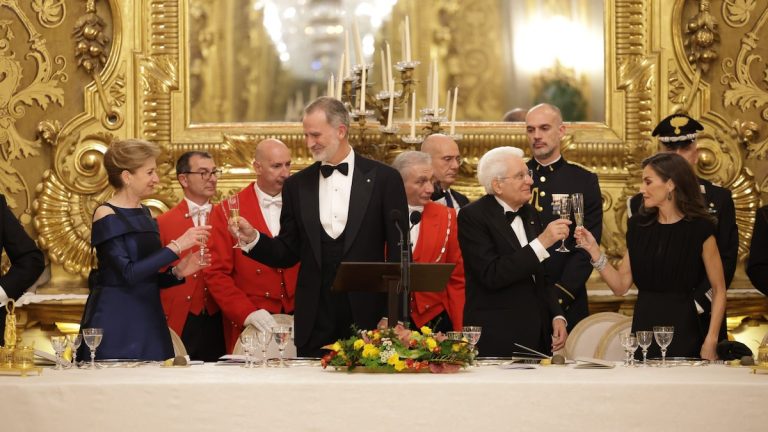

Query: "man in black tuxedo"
<box><xmin>421</xmin><ymin>134</ymin><xmax>469</xmax><ymax>210</ymax></box>
<box><xmin>232</xmin><ymin>97</ymin><xmax>408</xmax><ymax>357</ymax></box>
<box><xmin>747</xmin><ymin>204</ymin><xmax>768</xmax><ymax>296</ymax></box>
<box><xmin>628</xmin><ymin>113</ymin><xmax>738</xmax><ymax>340</ymax></box>
<box><xmin>458</xmin><ymin>146</ymin><xmax>570</xmax><ymax>357</ymax></box>
<box><xmin>0</xmin><ymin>194</ymin><xmax>45</xmax><ymax>345</ymax></box>
<box><xmin>525</xmin><ymin>103</ymin><xmax>603</xmax><ymax>330</ymax></box>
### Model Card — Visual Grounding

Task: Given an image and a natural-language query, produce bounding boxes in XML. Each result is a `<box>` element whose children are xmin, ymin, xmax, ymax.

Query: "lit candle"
<box><xmin>360</xmin><ymin>65</ymin><xmax>366</xmax><ymax>112</ymax></box>
<box><xmin>353</xmin><ymin>20</ymin><xmax>363</xmax><ymax>66</ymax></box>
<box><xmin>385</xmin><ymin>41</ymin><xmax>393</xmax><ymax>93</ymax></box>
<box><xmin>401</xmin><ymin>26</ymin><xmax>407</xmax><ymax>63</ymax></box>
<box><xmin>410</xmin><ymin>92</ymin><xmax>416</xmax><ymax>138</ymax></box>
<box><xmin>344</xmin><ymin>29</ymin><xmax>351</xmax><ymax>76</ymax></box>
<box><xmin>336</xmin><ymin>52</ymin><xmax>345</xmax><ymax>99</ymax></box>
<box><xmin>387</xmin><ymin>79</ymin><xmax>395</xmax><ymax>128</ymax></box>
<box><xmin>328</xmin><ymin>75</ymin><xmax>334</xmax><ymax>98</ymax></box>
<box><xmin>450</xmin><ymin>87</ymin><xmax>459</xmax><ymax>135</ymax></box>
<box><xmin>405</xmin><ymin>16</ymin><xmax>412</xmax><ymax>62</ymax></box>
<box><xmin>445</xmin><ymin>89</ymin><xmax>451</xmax><ymax>118</ymax></box>
<box><xmin>380</xmin><ymin>50</ymin><xmax>387</xmax><ymax>92</ymax></box>
<box><xmin>426</xmin><ymin>58</ymin><xmax>433</xmax><ymax>112</ymax></box>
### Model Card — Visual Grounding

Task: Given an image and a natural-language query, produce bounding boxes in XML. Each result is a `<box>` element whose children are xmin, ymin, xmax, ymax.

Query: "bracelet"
<box><xmin>169</xmin><ymin>240</ymin><xmax>182</xmax><ymax>255</ymax></box>
<box><xmin>170</xmin><ymin>266</ymin><xmax>183</xmax><ymax>280</ymax></box>
<box><xmin>590</xmin><ymin>252</ymin><xmax>608</xmax><ymax>272</ymax></box>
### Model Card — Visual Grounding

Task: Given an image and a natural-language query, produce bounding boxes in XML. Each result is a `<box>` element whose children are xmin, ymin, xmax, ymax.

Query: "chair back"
<box><xmin>233</xmin><ymin>314</ymin><xmax>296</xmax><ymax>359</ymax></box>
<box><xmin>565</xmin><ymin>312</ymin><xmax>629</xmax><ymax>360</ymax></box>
<box><xmin>595</xmin><ymin>318</ymin><xmax>633</xmax><ymax>361</ymax></box>
<box><xmin>169</xmin><ymin>327</ymin><xmax>188</xmax><ymax>357</ymax></box>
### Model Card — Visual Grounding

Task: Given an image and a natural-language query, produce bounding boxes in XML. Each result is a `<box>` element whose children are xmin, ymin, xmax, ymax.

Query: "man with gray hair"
<box><xmin>392</xmin><ymin>151</ymin><xmax>465</xmax><ymax>332</ymax></box>
<box><xmin>457</xmin><ymin>146</ymin><xmax>570</xmax><ymax>357</ymax></box>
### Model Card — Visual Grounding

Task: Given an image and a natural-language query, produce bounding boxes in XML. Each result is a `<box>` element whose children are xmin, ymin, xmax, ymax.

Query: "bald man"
<box><xmin>421</xmin><ymin>134</ymin><xmax>469</xmax><ymax>210</ymax></box>
<box><xmin>204</xmin><ymin>139</ymin><xmax>299</xmax><ymax>353</ymax></box>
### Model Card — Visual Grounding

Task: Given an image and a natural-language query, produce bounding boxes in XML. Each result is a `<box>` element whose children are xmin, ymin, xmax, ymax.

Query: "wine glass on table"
<box><xmin>239</xmin><ymin>333</ymin><xmax>254</xmax><ymax>368</ymax></box>
<box><xmin>196</xmin><ymin>208</ymin><xmax>210</xmax><ymax>265</ymax></box>
<box><xmin>555</xmin><ymin>196</ymin><xmax>571</xmax><ymax>252</ymax></box>
<box><xmin>653</xmin><ymin>326</ymin><xmax>674</xmax><ymax>367</ymax></box>
<box><xmin>636</xmin><ymin>330</ymin><xmax>654</xmax><ymax>366</ymax></box>
<box><xmin>82</xmin><ymin>328</ymin><xmax>103</xmax><ymax>369</ymax></box>
<box><xmin>256</xmin><ymin>328</ymin><xmax>273</xmax><ymax>368</ymax></box>
<box><xmin>571</xmin><ymin>193</ymin><xmax>584</xmax><ymax>247</ymax></box>
<box><xmin>224</xmin><ymin>194</ymin><xmax>244</xmax><ymax>249</ymax></box>
<box><xmin>272</xmin><ymin>325</ymin><xmax>292</xmax><ymax>367</ymax></box>
<box><xmin>50</xmin><ymin>336</ymin><xmax>68</xmax><ymax>370</ymax></box>
<box><xmin>462</xmin><ymin>326</ymin><xmax>481</xmax><ymax>365</ymax></box>
<box><xmin>619</xmin><ymin>332</ymin><xmax>633</xmax><ymax>366</ymax></box>
<box><xmin>67</xmin><ymin>333</ymin><xmax>82</xmax><ymax>368</ymax></box>
<box><xmin>626</xmin><ymin>334</ymin><xmax>639</xmax><ymax>366</ymax></box>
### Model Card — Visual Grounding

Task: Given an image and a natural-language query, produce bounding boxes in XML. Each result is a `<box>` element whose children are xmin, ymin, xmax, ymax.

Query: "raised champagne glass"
<box><xmin>555</xmin><ymin>196</ymin><xmax>571</xmax><ymax>253</ymax></box>
<box><xmin>197</xmin><ymin>208</ymin><xmax>210</xmax><ymax>264</ymax></box>
<box><xmin>571</xmin><ymin>193</ymin><xmax>584</xmax><ymax>247</ymax></box>
<box><xmin>82</xmin><ymin>328</ymin><xmax>103</xmax><ymax>369</ymax></box>
<box><xmin>225</xmin><ymin>194</ymin><xmax>243</xmax><ymax>248</ymax></box>
<box><xmin>653</xmin><ymin>326</ymin><xmax>674</xmax><ymax>367</ymax></box>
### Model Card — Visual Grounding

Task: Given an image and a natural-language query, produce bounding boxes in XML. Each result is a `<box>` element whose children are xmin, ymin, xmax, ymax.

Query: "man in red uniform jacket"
<box><xmin>392</xmin><ymin>150</ymin><xmax>465</xmax><ymax>332</ymax></box>
<box><xmin>157</xmin><ymin>151</ymin><xmax>225</xmax><ymax>361</ymax></box>
<box><xmin>205</xmin><ymin>139</ymin><xmax>299</xmax><ymax>353</ymax></box>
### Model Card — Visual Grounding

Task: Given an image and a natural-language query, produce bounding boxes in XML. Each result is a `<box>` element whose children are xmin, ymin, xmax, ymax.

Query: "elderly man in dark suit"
<box><xmin>629</xmin><ymin>113</ymin><xmax>738</xmax><ymax>340</ymax></box>
<box><xmin>231</xmin><ymin>97</ymin><xmax>408</xmax><ymax>357</ymax></box>
<box><xmin>421</xmin><ymin>134</ymin><xmax>470</xmax><ymax>210</ymax></box>
<box><xmin>458</xmin><ymin>146</ymin><xmax>569</xmax><ymax>357</ymax></box>
<box><xmin>0</xmin><ymin>194</ymin><xmax>45</xmax><ymax>345</ymax></box>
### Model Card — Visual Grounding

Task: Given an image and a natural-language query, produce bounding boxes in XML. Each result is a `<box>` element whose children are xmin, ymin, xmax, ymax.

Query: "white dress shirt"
<box><xmin>184</xmin><ymin>198</ymin><xmax>212</xmax><ymax>227</ymax></box>
<box><xmin>494</xmin><ymin>197</ymin><xmax>549</xmax><ymax>262</ymax></box>
<box><xmin>254</xmin><ymin>183</ymin><xmax>282</xmax><ymax>236</ymax></box>
<box><xmin>408</xmin><ymin>205</ymin><xmax>424</xmax><ymax>251</ymax></box>
<box><xmin>319</xmin><ymin>149</ymin><xmax>355</xmax><ymax>239</ymax></box>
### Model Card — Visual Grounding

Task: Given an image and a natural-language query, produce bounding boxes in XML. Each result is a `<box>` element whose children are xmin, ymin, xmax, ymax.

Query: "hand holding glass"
<box><xmin>555</xmin><ymin>197</ymin><xmax>571</xmax><ymax>253</ymax></box>
<box><xmin>571</xmin><ymin>193</ymin><xmax>584</xmax><ymax>247</ymax></box>
<box><xmin>225</xmin><ymin>195</ymin><xmax>244</xmax><ymax>248</ymax></box>
<box><xmin>196</xmin><ymin>208</ymin><xmax>210</xmax><ymax>265</ymax></box>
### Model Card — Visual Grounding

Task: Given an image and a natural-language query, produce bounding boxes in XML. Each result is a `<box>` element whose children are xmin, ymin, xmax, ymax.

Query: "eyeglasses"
<box><xmin>498</xmin><ymin>169</ymin><xmax>533</xmax><ymax>182</ymax></box>
<box><xmin>440</xmin><ymin>156</ymin><xmax>463</xmax><ymax>165</ymax></box>
<box><xmin>181</xmin><ymin>169</ymin><xmax>221</xmax><ymax>180</ymax></box>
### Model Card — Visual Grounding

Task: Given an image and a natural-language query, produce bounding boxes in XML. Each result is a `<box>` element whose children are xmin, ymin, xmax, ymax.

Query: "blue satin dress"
<box><xmin>81</xmin><ymin>204</ymin><xmax>180</xmax><ymax>361</ymax></box>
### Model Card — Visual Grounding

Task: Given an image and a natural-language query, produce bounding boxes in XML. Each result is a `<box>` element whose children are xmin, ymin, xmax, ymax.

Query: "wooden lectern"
<box><xmin>331</xmin><ymin>262</ymin><xmax>455</xmax><ymax>326</ymax></box>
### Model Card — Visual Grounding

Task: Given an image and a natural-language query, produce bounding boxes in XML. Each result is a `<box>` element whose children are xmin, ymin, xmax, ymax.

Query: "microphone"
<box><xmin>409</xmin><ymin>210</ymin><xmax>422</xmax><ymax>229</ymax></box>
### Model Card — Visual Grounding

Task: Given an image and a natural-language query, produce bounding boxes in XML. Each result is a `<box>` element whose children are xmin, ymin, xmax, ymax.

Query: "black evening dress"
<box><xmin>80</xmin><ymin>204</ymin><xmax>181</xmax><ymax>360</ymax></box>
<box><xmin>626</xmin><ymin>214</ymin><xmax>715</xmax><ymax>358</ymax></box>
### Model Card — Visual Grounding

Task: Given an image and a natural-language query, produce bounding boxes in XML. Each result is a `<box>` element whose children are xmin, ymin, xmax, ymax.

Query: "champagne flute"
<box><xmin>636</xmin><ymin>330</ymin><xmax>654</xmax><ymax>366</ymax></box>
<box><xmin>462</xmin><ymin>326</ymin><xmax>481</xmax><ymax>365</ymax></box>
<box><xmin>197</xmin><ymin>208</ymin><xmax>210</xmax><ymax>265</ymax></box>
<box><xmin>571</xmin><ymin>193</ymin><xmax>584</xmax><ymax>247</ymax></box>
<box><xmin>256</xmin><ymin>328</ymin><xmax>273</xmax><ymax>368</ymax></box>
<box><xmin>50</xmin><ymin>336</ymin><xmax>68</xmax><ymax>370</ymax></box>
<box><xmin>272</xmin><ymin>325</ymin><xmax>292</xmax><ymax>368</ymax></box>
<box><xmin>67</xmin><ymin>333</ymin><xmax>82</xmax><ymax>368</ymax></box>
<box><xmin>225</xmin><ymin>194</ymin><xmax>243</xmax><ymax>248</ymax></box>
<box><xmin>82</xmin><ymin>328</ymin><xmax>103</xmax><ymax>369</ymax></box>
<box><xmin>555</xmin><ymin>196</ymin><xmax>571</xmax><ymax>253</ymax></box>
<box><xmin>653</xmin><ymin>326</ymin><xmax>674</xmax><ymax>367</ymax></box>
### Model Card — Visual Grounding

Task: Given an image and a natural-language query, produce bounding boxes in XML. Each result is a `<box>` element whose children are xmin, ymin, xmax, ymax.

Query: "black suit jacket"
<box><xmin>431</xmin><ymin>188</ymin><xmax>470</xmax><ymax>209</ymax></box>
<box><xmin>747</xmin><ymin>205</ymin><xmax>768</xmax><ymax>296</ymax></box>
<box><xmin>629</xmin><ymin>177</ymin><xmax>738</xmax><ymax>339</ymax></box>
<box><xmin>458</xmin><ymin>195</ymin><xmax>562</xmax><ymax>356</ymax></box>
<box><xmin>246</xmin><ymin>153</ymin><xmax>408</xmax><ymax>348</ymax></box>
<box><xmin>527</xmin><ymin>157</ymin><xmax>602</xmax><ymax>329</ymax></box>
<box><xmin>0</xmin><ymin>195</ymin><xmax>45</xmax><ymax>345</ymax></box>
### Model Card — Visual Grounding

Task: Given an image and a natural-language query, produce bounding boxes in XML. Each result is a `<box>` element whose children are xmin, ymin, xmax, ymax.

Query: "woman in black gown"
<box><xmin>575</xmin><ymin>153</ymin><xmax>726</xmax><ymax>360</ymax></box>
<box><xmin>80</xmin><ymin>139</ymin><xmax>211</xmax><ymax>360</ymax></box>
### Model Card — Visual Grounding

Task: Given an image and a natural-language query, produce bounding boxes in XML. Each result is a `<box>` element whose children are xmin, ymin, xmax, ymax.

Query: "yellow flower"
<box><xmin>331</xmin><ymin>342</ymin><xmax>342</xmax><ymax>352</ymax></box>
<box><xmin>387</xmin><ymin>353</ymin><xmax>400</xmax><ymax>365</ymax></box>
<box><xmin>353</xmin><ymin>339</ymin><xmax>365</xmax><ymax>350</ymax></box>
<box><xmin>362</xmin><ymin>343</ymin><xmax>380</xmax><ymax>359</ymax></box>
<box><xmin>372</xmin><ymin>332</ymin><xmax>381</xmax><ymax>341</ymax></box>
<box><xmin>420</xmin><ymin>326</ymin><xmax>432</xmax><ymax>335</ymax></box>
<box><xmin>426</xmin><ymin>337</ymin><xmax>437</xmax><ymax>350</ymax></box>
<box><xmin>411</xmin><ymin>330</ymin><xmax>420</xmax><ymax>338</ymax></box>
<box><xmin>393</xmin><ymin>360</ymin><xmax>407</xmax><ymax>371</ymax></box>
<box><xmin>452</xmin><ymin>343</ymin><xmax>461</xmax><ymax>352</ymax></box>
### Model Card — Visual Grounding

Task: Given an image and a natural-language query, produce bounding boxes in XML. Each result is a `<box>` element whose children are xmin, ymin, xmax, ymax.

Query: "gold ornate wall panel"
<box><xmin>0</xmin><ymin>0</ymin><xmax>760</xmax><ymax>315</ymax></box>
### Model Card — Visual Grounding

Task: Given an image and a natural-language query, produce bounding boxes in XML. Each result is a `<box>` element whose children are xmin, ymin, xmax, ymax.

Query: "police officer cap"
<box><xmin>652</xmin><ymin>113</ymin><xmax>703</xmax><ymax>148</ymax></box>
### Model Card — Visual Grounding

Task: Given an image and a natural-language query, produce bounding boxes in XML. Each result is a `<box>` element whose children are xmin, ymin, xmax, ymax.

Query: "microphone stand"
<box><xmin>391</xmin><ymin>209</ymin><xmax>412</xmax><ymax>328</ymax></box>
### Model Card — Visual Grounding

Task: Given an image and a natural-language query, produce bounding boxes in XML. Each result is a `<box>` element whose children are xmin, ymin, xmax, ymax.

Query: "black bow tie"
<box><xmin>320</xmin><ymin>163</ymin><xmax>349</xmax><ymax>178</ymax></box>
<box><xmin>505</xmin><ymin>210</ymin><xmax>523</xmax><ymax>223</ymax></box>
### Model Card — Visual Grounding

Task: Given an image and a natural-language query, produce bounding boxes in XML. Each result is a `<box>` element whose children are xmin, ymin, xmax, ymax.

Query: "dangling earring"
<box><xmin>667</xmin><ymin>191</ymin><xmax>672</xmax><ymax>201</ymax></box>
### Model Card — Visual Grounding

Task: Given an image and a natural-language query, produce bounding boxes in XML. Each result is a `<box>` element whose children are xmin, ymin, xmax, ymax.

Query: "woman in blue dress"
<box><xmin>575</xmin><ymin>153</ymin><xmax>726</xmax><ymax>360</ymax></box>
<box><xmin>80</xmin><ymin>139</ymin><xmax>210</xmax><ymax>361</ymax></box>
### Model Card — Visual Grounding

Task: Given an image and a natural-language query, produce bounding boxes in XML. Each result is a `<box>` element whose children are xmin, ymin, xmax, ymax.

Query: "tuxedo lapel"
<box><xmin>482</xmin><ymin>196</ymin><xmax>523</xmax><ymax>250</ymax></box>
<box><xmin>343</xmin><ymin>154</ymin><xmax>375</xmax><ymax>255</ymax></box>
<box><xmin>299</xmin><ymin>163</ymin><xmax>323</xmax><ymax>266</ymax></box>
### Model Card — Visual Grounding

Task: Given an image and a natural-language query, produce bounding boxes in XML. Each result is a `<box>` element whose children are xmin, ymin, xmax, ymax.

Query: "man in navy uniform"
<box><xmin>525</xmin><ymin>103</ymin><xmax>603</xmax><ymax>330</ymax></box>
<box><xmin>629</xmin><ymin>113</ymin><xmax>738</xmax><ymax>341</ymax></box>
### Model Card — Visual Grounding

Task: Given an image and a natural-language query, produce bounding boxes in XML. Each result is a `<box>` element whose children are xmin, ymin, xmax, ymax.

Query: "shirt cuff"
<box><xmin>553</xmin><ymin>315</ymin><xmax>568</xmax><ymax>327</ymax></box>
<box><xmin>240</xmin><ymin>231</ymin><xmax>261</xmax><ymax>253</ymax></box>
<box><xmin>0</xmin><ymin>285</ymin><xmax>7</xmax><ymax>306</ymax></box>
<box><xmin>529</xmin><ymin>238</ymin><xmax>550</xmax><ymax>262</ymax></box>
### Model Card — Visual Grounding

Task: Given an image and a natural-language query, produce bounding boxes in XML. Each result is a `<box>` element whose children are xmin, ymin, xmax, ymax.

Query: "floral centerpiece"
<box><xmin>321</xmin><ymin>324</ymin><xmax>473</xmax><ymax>373</ymax></box>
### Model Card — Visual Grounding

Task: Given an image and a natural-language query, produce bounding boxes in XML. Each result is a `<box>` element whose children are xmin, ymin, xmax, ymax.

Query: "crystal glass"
<box><xmin>239</xmin><ymin>333</ymin><xmax>255</xmax><ymax>368</ymax></box>
<box><xmin>555</xmin><ymin>196</ymin><xmax>571</xmax><ymax>252</ymax></box>
<box><xmin>256</xmin><ymin>328</ymin><xmax>273</xmax><ymax>368</ymax></box>
<box><xmin>619</xmin><ymin>332</ymin><xmax>633</xmax><ymax>366</ymax></box>
<box><xmin>571</xmin><ymin>193</ymin><xmax>584</xmax><ymax>247</ymax></box>
<box><xmin>653</xmin><ymin>326</ymin><xmax>674</xmax><ymax>367</ymax></box>
<box><xmin>67</xmin><ymin>333</ymin><xmax>82</xmax><ymax>368</ymax></box>
<box><xmin>197</xmin><ymin>208</ymin><xmax>210</xmax><ymax>265</ymax></box>
<box><xmin>462</xmin><ymin>326</ymin><xmax>481</xmax><ymax>364</ymax></box>
<box><xmin>225</xmin><ymin>194</ymin><xmax>243</xmax><ymax>248</ymax></box>
<box><xmin>50</xmin><ymin>336</ymin><xmax>68</xmax><ymax>370</ymax></box>
<box><xmin>626</xmin><ymin>334</ymin><xmax>639</xmax><ymax>366</ymax></box>
<box><xmin>82</xmin><ymin>328</ymin><xmax>103</xmax><ymax>369</ymax></box>
<box><xmin>636</xmin><ymin>330</ymin><xmax>654</xmax><ymax>366</ymax></box>
<box><xmin>272</xmin><ymin>325</ymin><xmax>292</xmax><ymax>367</ymax></box>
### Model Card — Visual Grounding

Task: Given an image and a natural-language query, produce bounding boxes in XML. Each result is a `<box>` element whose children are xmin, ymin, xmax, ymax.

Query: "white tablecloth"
<box><xmin>1</xmin><ymin>363</ymin><xmax>766</xmax><ymax>431</ymax></box>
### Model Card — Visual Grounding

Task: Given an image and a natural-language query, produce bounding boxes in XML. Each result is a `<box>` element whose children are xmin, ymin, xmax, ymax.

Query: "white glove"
<box><xmin>244</xmin><ymin>309</ymin><xmax>278</xmax><ymax>333</ymax></box>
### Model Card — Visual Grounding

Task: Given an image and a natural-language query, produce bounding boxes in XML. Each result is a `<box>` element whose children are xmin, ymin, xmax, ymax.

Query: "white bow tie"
<box><xmin>262</xmin><ymin>196</ymin><xmax>282</xmax><ymax>208</ymax></box>
<box><xmin>187</xmin><ymin>203</ymin><xmax>212</xmax><ymax>216</ymax></box>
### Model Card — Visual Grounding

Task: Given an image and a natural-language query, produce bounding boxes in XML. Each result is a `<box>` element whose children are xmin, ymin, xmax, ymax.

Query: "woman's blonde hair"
<box><xmin>103</xmin><ymin>139</ymin><xmax>161</xmax><ymax>188</ymax></box>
